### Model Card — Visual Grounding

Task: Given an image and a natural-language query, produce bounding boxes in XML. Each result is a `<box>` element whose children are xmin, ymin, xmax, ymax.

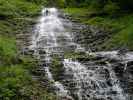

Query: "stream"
<box><xmin>29</xmin><ymin>8</ymin><xmax>133</xmax><ymax>100</ymax></box>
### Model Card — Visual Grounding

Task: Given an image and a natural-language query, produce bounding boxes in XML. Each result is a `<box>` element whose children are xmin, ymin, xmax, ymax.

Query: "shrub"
<box><xmin>103</xmin><ymin>1</ymin><xmax>120</xmax><ymax>16</ymax></box>
<box><xmin>0</xmin><ymin>0</ymin><xmax>41</xmax><ymax>18</ymax></box>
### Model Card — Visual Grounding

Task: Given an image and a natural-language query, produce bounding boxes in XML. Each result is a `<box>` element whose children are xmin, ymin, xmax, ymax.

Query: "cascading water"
<box><xmin>63</xmin><ymin>59</ymin><xmax>126</xmax><ymax>100</ymax></box>
<box><xmin>30</xmin><ymin>8</ymin><xmax>73</xmax><ymax>98</ymax></box>
<box><xmin>30</xmin><ymin>8</ymin><xmax>128</xmax><ymax>100</ymax></box>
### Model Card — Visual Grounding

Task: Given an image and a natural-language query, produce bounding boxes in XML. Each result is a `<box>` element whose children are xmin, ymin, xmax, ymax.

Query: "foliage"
<box><xmin>105</xmin><ymin>18</ymin><xmax>133</xmax><ymax>50</ymax></box>
<box><xmin>0</xmin><ymin>36</ymin><xmax>17</xmax><ymax>65</ymax></box>
<box><xmin>63</xmin><ymin>7</ymin><xmax>133</xmax><ymax>50</ymax></box>
<box><xmin>24</xmin><ymin>0</ymin><xmax>48</xmax><ymax>5</ymax></box>
<box><xmin>50</xmin><ymin>57</ymin><xmax>64</xmax><ymax>81</ymax></box>
<box><xmin>0</xmin><ymin>0</ymin><xmax>41</xmax><ymax>18</ymax></box>
<box><xmin>103</xmin><ymin>1</ymin><xmax>120</xmax><ymax>16</ymax></box>
<box><xmin>1</xmin><ymin>0</ymin><xmax>133</xmax><ymax>99</ymax></box>
<box><xmin>0</xmin><ymin>35</ymin><xmax>57</xmax><ymax>99</ymax></box>
<box><xmin>0</xmin><ymin>0</ymin><xmax>57</xmax><ymax>99</ymax></box>
<box><xmin>63</xmin><ymin>0</ymin><xmax>133</xmax><ymax>13</ymax></box>
<box><xmin>0</xmin><ymin>64</ymin><xmax>57</xmax><ymax>100</ymax></box>
<box><xmin>113</xmin><ymin>0</ymin><xmax>133</xmax><ymax>11</ymax></box>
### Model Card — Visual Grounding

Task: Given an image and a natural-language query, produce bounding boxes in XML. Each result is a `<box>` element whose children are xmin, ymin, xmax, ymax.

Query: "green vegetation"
<box><xmin>0</xmin><ymin>0</ymin><xmax>57</xmax><ymax>99</ymax></box>
<box><xmin>0</xmin><ymin>35</ymin><xmax>57</xmax><ymax>99</ymax></box>
<box><xmin>0</xmin><ymin>60</ymin><xmax>55</xmax><ymax>100</ymax></box>
<box><xmin>1</xmin><ymin>0</ymin><xmax>133</xmax><ymax>99</ymax></box>
<box><xmin>101</xmin><ymin>14</ymin><xmax>133</xmax><ymax>50</ymax></box>
<box><xmin>60</xmin><ymin>0</ymin><xmax>133</xmax><ymax>50</ymax></box>
<box><xmin>64</xmin><ymin>0</ymin><xmax>133</xmax><ymax>11</ymax></box>
<box><xmin>0</xmin><ymin>0</ymin><xmax>42</xmax><ymax>18</ymax></box>
<box><xmin>64</xmin><ymin>8</ymin><xmax>133</xmax><ymax>50</ymax></box>
<box><xmin>0</xmin><ymin>36</ymin><xmax>16</xmax><ymax>65</ymax></box>
<box><xmin>64</xmin><ymin>51</ymin><xmax>96</xmax><ymax>61</ymax></box>
<box><xmin>50</xmin><ymin>57</ymin><xmax>63</xmax><ymax>81</ymax></box>
<box><xmin>63</xmin><ymin>5</ymin><xmax>133</xmax><ymax>50</ymax></box>
<box><xmin>64</xmin><ymin>51</ymin><xmax>87</xmax><ymax>59</ymax></box>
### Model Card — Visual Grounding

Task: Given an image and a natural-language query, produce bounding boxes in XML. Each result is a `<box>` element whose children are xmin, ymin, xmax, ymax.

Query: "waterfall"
<box><xmin>30</xmin><ymin>8</ymin><xmax>128</xmax><ymax>100</ymax></box>
<box><xmin>63</xmin><ymin>59</ymin><xmax>126</xmax><ymax>100</ymax></box>
<box><xmin>30</xmin><ymin>8</ymin><xmax>73</xmax><ymax>98</ymax></box>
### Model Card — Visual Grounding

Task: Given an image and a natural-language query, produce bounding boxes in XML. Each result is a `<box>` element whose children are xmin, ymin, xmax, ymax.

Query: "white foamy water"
<box><xmin>30</xmin><ymin>8</ymin><xmax>73</xmax><ymax>98</ymax></box>
<box><xmin>63</xmin><ymin>59</ymin><xmax>126</xmax><ymax>100</ymax></box>
<box><xmin>30</xmin><ymin>8</ymin><xmax>128</xmax><ymax>100</ymax></box>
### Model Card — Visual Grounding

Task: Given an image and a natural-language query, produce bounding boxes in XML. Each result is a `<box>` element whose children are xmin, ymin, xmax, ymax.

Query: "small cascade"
<box><xmin>63</xmin><ymin>59</ymin><xmax>126</xmax><ymax>100</ymax></box>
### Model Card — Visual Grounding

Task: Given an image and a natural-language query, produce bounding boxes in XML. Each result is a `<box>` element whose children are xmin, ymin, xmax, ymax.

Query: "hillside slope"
<box><xmin>0</xmin><ymin>0</ymin><xmax>56</xmax><ymax>99</ymax></box>
<box><xmin>63</xmin><ymin>7</ymin><xmax>133</xmax><ymax>51</ymax></box>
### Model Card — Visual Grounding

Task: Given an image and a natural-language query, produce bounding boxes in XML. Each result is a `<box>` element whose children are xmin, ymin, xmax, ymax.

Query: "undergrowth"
<box><xmin>63</xmin><ymin>8</ymin><xmax>133</xmax><ymax>50</ymax></box>
<box><xmin>0</xmin><ymin>0</ymin><xmax>57</xmax><ymax>99</ymax></box>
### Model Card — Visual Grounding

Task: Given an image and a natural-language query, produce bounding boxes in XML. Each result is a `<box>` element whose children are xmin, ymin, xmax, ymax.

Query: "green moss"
<box><xmin>64</xmin><ymin>52</ymin><xmax>85</xmax><ymax>59</ymax></box>
<box><xmin>64</xmin><ymin>51</ymin><xmax>96</xmax><ymax>62</ymax></box>
<box><xmin>50</xmin><ymin>57</ymin><xmax>63</xmax><ymax>81</ymax></box>
<box><xmin>63</xmin><ymin>7</ymin><xmax>133</xmax><ymax>50</ymax></box>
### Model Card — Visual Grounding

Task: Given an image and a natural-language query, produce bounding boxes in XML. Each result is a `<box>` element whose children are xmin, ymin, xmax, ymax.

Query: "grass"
<box><xmin>105</xmin><ymin>23</ymin><xmax>133</xmax><ymax>49</ymax></box>
<box><xmin>63</xmin><ymin>8</ymin><xmax>93</xmax><ymax>22</ymax></box>
<box><xmin>0</xmin><ymin>35</ymin><xmax>17</xmax><ymax>65</ymax></box>
<box><xmin>0</xmin><ymin>0</ymin><xmax>41</xmax><ymax>18</ymax></box>
<box><xmin>64</xmin><ymin>8</ymin><xmax>89</xmax><ymax>16</ymax></box>
<box><xmin>0</xmin><ymin>36</ymin><xmax>16</xmax><ymax>57</ymax></box>
<box><xmin>0</xmin><ymin>65</ymin><xmax>57</xmax><ymax>100</ymax></box>
<box><xmin>0</xmin><ymin>0</ymin><xmax>57</xmax><ymax>99</ymax></box>
<box><xmin>63</xmin><ymin>8</ymin><xmax>133</xmax><ymax>50</ymax></box>
<box><xmin>0</xmin><ymin>35</ymin><xmax>57</xmax><ymax>99</ymax></box>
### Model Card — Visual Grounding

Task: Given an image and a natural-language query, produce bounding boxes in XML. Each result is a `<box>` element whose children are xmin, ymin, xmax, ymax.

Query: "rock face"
<box><xmin>16</xmin><ymin>8</ymin><xmax>133</xmax><ymax>100</ymax></box>
<box><xmin>63</xmin><ymin>14</ymin><xmax>112</xmax><ymax>52</ymax></box>
<box><xmin>61</xmin><ymin>51</ymin><xmax>133</xmax><ymax>100</ymax></box>
<box><xmin>62</xmin><ymin>14</ymin><xmax>133</xmax><ymax>97</ymax></box>
<box><xmin>93</xmin><ymin>52</ymin><xmax>133</xmax><ymax>95</ymax></box>
<box><xmin>16</xmin><ymin>23</ymin><xmax>57</xmax><ymax>96</ymax></box>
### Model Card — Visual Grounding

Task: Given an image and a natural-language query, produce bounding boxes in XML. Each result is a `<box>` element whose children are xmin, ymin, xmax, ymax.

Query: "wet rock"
<box><xmin>126</xmin><ymin>61</ymin><xmax>133</xmax><ymax>74</ymax></box>
<box><xmin>38</xmin><ymin>49</ymin><xmax>46</xmax><ymax>54</ymax></box>
<box><xmin>28</xmin><ymin>49</ymin><xmax>35</xmax><ymax>54</ymax></box>
<box><xmin>118</xmin><ymin>48</ymin><xmax>128</xmax><ymax>55</ymax></box>
<box><xmin>61</xmin><ymin>96</ymin><xmax>74</xmax><ymax>100</ymax></box>
<box><xmin>127</xmin><ymin>61</ymin><xmax>133</xmax><ymax>66</ymax></box>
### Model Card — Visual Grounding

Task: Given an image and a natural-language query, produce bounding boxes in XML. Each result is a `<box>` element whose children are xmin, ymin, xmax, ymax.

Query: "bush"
<box><xmin>0</xmin><ymin>65</ymin><xmax>57</xmax><ymax>100</ymax></box>
<box><xmin>0</xmin><ymin>36</ymin><xmax>17</xmax><ymax>65</ymax></box>
<box><xmin>103</xmin><ymin>1</ymin><xmax>120</xmax><ymax>16</ymax></box>
<box><xmin>0</xmin><ymin>0</ymin><xmax>57</xmax><ymax>99</ymax></box>
<box><xmin>0</xmin><ymin>0</ymin><xmax>41</xmax><ymax>18</ymax></box>
<box><xmin>0</xmin><ymin>35</ymin><xmax>56</xmax><ymax>99</ymax></box>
